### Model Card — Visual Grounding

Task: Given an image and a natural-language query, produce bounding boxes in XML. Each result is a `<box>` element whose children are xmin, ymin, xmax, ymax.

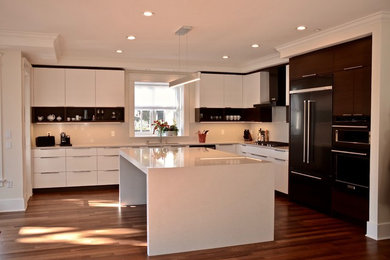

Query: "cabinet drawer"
<box><xmin>33</xmin><ymin>157</ymin><xmax>66</xmax><ymax>173</ymax></box>
<box><xmin>33</xmin><ymin>172</ymin><xmax>66</xmax><ymax>188</ymax></box>
<box><xmin>97</xmin><ymin>147</ymin><xmax>119</xmax><ymax>156</ymax></box>
<box><xmin>269</xmin><ymin>157</ymin><xmax>289</xmax><ymax>194</ymax></box>
<box><xmin>271</xmin><ymin>149</ymin><xmax>289</xmax><ymax>161</ymax></box>
<box><xmin>67</xmin><ymin>170</ymin><xmax>98</xmax><ymax>186</ymax></box>
<box><xmin>241</xmin><ymin>145</ymin><xmax>272</xmax><ymax>158</ymax></box>
<box><xmin>33</xmin><ymin>148</ymin><xmax>65</xmax><ymax>158</ymax></box>
<box><xmin>98</xmin><ymin>170</ymin><xmax>119</xmax><ymax>185</ymax></box>
<box><xmin>66</xmin><ymin>156</ymin><xmax>97</xmax><ymax>171</ymax></box>
<box><xmin>97</xmin><ymin>155</ymin><xmax>119</xmax><ymax>171</ymax></box>
<box><xmin>66</xmin><ymin>148</ymin><xmax>97</xmax><ymax>157</ymax></box>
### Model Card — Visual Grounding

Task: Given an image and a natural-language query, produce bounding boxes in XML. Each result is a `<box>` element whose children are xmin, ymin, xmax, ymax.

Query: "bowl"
<box><xmin>47</xmin><ymin>114</ymin><xmax>55</xmax><ymax>121</ymax></box>
<box><xmin>37</xmin><ymin>116</ymin><xmax>44</xmax><ymax>122</ymax></box>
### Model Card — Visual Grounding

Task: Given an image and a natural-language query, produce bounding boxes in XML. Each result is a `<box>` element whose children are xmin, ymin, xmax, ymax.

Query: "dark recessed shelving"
<box><xmin>195</xmin><ymin>107</ymin><xmax>272</xmax><ymax>122</ymax></box>
<box><xmin>32</xmin><ymin>107</ymin><xmax>125</xmax><ymax>123</ymax></box>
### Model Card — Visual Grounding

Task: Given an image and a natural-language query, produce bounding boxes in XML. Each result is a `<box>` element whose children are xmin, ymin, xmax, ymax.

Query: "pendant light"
<box><xmin>169</xmin><ymin>26</ymin><xmax>200</xmax><ymax>88</ymax></box>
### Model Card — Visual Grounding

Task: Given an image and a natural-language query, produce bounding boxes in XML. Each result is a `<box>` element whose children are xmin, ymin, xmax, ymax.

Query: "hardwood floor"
<box><xmin>0</xmin><ymin>188</ymin><xmax>389</xmax><ymax>259</ymax></box>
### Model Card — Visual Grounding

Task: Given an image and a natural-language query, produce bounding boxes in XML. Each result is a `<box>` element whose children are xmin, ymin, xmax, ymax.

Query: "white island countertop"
<box><xmin>119</xmin><ymin>146</ymin><xmax>266</xmax><ymax>174</ymax></box>
<box><xmin>119</xmin><ymin>146</ymin><xmax>275</xmax><ymax>256</ymax></box>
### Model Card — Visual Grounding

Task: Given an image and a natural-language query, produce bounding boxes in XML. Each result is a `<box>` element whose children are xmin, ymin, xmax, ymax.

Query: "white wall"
<box><xmin>0</xmin><ymin>50</ymin><xmax>26</xmax><ymax>211</ymax></box>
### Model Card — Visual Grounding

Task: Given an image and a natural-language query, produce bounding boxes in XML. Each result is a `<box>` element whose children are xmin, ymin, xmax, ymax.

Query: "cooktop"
<box><xmin>254</xmin><ymin>141</ymin><xmax>289</xmax><ymax>147</ymax></box>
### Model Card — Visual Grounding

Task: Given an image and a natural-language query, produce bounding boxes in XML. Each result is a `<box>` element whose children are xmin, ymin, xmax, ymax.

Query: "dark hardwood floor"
<box><xmin>0</xmin><ymin>188</ymin><xmax>389</xmax><ymax>259</ymax></box>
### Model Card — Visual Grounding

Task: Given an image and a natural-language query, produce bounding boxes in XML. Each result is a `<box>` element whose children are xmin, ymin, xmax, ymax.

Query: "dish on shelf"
<box><xmin>47</xmin><ymin>114</ymin><xmax>55</xmax><ymax>121</ymax></box>
<box><xmin>37</xmin><ymin>116</ymin><xmax>44</xmax><ymax>122</ymax></box>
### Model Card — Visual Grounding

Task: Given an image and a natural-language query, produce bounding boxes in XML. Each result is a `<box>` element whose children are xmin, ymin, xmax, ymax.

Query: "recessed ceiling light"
<box><xmin>222</xmin><ymin>55</ymin><xmax>229</xmax><ymax>59</ymax></box>
<box><xmin>127</xmin><ymin>35</ymin><xmax>136</xmax><ymax>40</ymax></box>
<box><xmin>116</xmin><ymin>50</ymin><xmax>123</xmax><ymax>53</ymax></box>
<box><xmin>251</xmin><ymin>44</ymin><xmax>260</xmax><ymax>48</ymax></box>
<box><xmin>143</xmin><ymin>11</ymin><xmax>154</xmax><ymax>16</ymax></box>
<box><xmin>297</xmin><ymin>25</ymin><xmax>306</xmax><ymax>31</ymax></box>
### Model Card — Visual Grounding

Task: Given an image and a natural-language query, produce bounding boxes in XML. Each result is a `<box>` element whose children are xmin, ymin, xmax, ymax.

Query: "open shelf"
<box><xmin>195</xmin><ymin>107</ymin><xmax>272</xmax><ymax>122</ymax></box>
<box><xmin>32</xmin><ymin>107</ymin><xmax>125</xmax><ymax>123</ymax></box>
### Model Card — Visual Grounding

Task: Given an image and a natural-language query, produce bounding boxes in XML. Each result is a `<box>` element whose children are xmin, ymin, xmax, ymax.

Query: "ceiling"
<box><xmin>0</xmin><ymin>0</ymin><xmax>389</xmax><ymax>72</ymax></box>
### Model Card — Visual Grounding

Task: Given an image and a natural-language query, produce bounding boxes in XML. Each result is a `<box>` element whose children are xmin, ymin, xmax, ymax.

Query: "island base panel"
<box><xmin>119</xmin><ymin>156</ymin><xmax>146</xmax><ymax>205</ymax></box>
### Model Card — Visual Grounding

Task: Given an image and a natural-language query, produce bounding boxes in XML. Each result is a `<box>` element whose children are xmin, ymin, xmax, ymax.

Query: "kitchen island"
<box><xmin>119</xmin><ymin>146</ymin><xmax>274</xmax><ymax>256</ymax></box>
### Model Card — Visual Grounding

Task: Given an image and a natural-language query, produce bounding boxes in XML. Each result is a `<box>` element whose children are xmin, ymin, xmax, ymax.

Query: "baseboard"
<box><xmin>0</xmin><ymin>198</ymin><xmax>26</xmax><ymax>212</ymax></box>
<box><xmin>366</xmin><ymin>221</ymin><xmax>390</xmax><ymax>240</ymax></box>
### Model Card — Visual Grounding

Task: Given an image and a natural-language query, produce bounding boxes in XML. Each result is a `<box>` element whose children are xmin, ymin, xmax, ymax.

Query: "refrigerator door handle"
<box><xmin>303</xmin><ymin>100</ymin><xmax>307</xmax><ymax>163</ymax></box>
<box><xmin>307</xmin><ymin>100</ymin><xmax>312</xmax><ymax>164</ymax></box>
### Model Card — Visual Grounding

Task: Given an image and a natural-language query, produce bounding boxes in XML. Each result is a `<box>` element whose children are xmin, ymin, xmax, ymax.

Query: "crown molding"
<box><xmin>276</xmin><ymin>11</ymin><xmax>390</xmax><ymax>58</ymax></box>
<box><xmin>239</xmin><ymin>52</ymin><xmax>289</xmax><ymax>73</ymax></box>
<box><xmin>0</xmin><ymin>30</ymin><xmax>61</xmax><ymax>63</ymax></box>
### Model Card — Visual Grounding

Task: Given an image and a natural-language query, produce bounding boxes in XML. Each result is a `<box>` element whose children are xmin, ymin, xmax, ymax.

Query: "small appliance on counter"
<box><xmin>36</xmin><ymin>134</ymin><xmax>55</xmax><ymax>147</ymax></box>
<box><xmin>60</xmin><ymin>132</ymin><xmax>72</xmax><ymax>146</ymax></box>
<box><xmin>243</xmin><ymin>129</ymin><xmax>252</xmax><ymax>141</ymax></box>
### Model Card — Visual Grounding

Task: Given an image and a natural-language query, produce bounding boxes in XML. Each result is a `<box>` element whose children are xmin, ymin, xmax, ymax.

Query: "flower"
<box><xmin>152</xmin><ymin>120</ymin><xmax>169</xmax><ymax>135</ymax></box>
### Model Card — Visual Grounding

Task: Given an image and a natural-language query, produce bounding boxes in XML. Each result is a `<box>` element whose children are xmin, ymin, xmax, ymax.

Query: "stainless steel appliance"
<box><xmin>289</xmin><ymin>75</ymin><xmax>333</xmax><ymax>212</ymax></box>
<box><xmin>60</xmin><ymin>132</ymin><xmax>72</xmax><ymax>146</ymax></box>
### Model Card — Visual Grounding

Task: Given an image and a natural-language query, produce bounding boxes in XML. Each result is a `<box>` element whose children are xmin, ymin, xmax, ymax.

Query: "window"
<box><xmin>134</xmin><ymin>82</ymin><xmax>183</xmax><ymax>136</ymax></box>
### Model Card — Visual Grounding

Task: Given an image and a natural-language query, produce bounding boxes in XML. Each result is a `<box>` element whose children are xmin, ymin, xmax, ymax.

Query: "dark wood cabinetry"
<box><xmin>333</xmin><ymin>37</ymin><xmax>372</xmax><ymax>71</ymax></box>
<box><xmin>333</xmin><ymin>67</ymin><xmax>371</xmax><ymax>116</ymax></box>
<box><xmin>289</xmin><ymin>48</ymin><xmax>334</xmax><ymax>80</ymax></box>
<box><xmin>268</xmin><ymin>66</ymin><xmax>286</xmax><ymax>106</ymax></box>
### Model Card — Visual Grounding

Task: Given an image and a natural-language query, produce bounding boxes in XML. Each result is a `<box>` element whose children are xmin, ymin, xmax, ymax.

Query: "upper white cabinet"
<box><xmin>65</xmin><ymin>69</ymin><xmax>96</xmax><ymax>107</ymax></box>
<box><xmin>197</xmin><ymin>73</ymin><xmax>224</xmax><ymax>108</ymax></box>
<box><xmin>33</xmin><ymin>68</ymin><xmax>65</xmax><ymax>106</ymax></box>
<box><xmin>196</xmin><ymin>73</ymin><xmax>242</xmax><ymax>108</ymax></box>
<box><xmin>242</xmin><ymin>71</ymin><xmax>269</xmax><ymax>108</ymax></box>
<box><xmin>96</xmin><ymin>70</ymin><xmax>125</xmax><ymax>107</ymax></box>
<box><xmin>223</xmin><ymin>75</ymin><xmax>243</xmax><ymax>107</ymax></box>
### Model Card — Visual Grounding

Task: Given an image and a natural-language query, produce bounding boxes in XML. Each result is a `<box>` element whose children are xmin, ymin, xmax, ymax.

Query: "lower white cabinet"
<box><xmin>66</xmin><ymin>156</ymin><xmax>97</xmax><ymax>172</ymax></box>
<box><xmin>67</xmin><ymin>170</ymin><xmax>98</xmax><ymax>186</ymax></box>
<box><xmin>239</xmin><ymin>144</ymin><xmax>289</xmax><ymax>194</ymax></box>
<box><xmin>98</xmin><ymin>170</ymin><xmax>119</xmax><ymax>185</ymax></box>
<box><xmin>215</xmin><ymin>144</ymin><xmax>237</xmax><ymax>154</ymax></box>
<box><xmin>33</xmin><ymin>172</ymin><xmax>66</xmax><ymax>188</ymax></box>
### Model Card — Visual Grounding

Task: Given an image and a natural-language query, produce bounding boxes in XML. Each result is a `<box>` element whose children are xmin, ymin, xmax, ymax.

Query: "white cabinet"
<box><xmin>95</xmin><ymin>70</ymin><xmax>125</xmax><ymax>107</ymax></box>
<box><xmin>33</xmin><ymin>172</ymin><xmax>66</xmax><ymax>188</ymax></box>
<box><xmin>242</xmin><ymin>71</ymin><xmax>269</xmax><ymax>108</ymax></box>
<box><xmin>197</xmin><ymin>73</ymin><xmax>224</xmax><ymax>108</ymax></box>
<box><xmin>216</xmin><ymin>144</ymin><xmax>237</xmax><ymax>154</ymax></box>
<box><xmin>65</xmin><ymin>69</ymin><xmax>96</xmax><ymax>107</ymax></box>
<box><xmin>67</xmin><ymin>171</ymin><xmax>98</xmax><ymax>186</ymax></box>
<box><xmin>223</xmin><ymin>75</ymin><xmax>243</xmax><ymax>107</ymax></box>
<box><xmin>238</xmin><ymin>144</ymin><xmax>289</xmax><ymax>194</ymax></box>
<box><xmin>66</xmin><ymin>148</ymin><xmax>97</xmax><ymax>186</ymax></box>
<box><xmin>33</xmin><ymin>68</ymin><xmax>65</xmax><ymax>106</ymax></box>
<box><xmin>97</xmin><ymin>147</ymin><xmax>119</xmax><ymax>184</ymax></box>
<box><xmin>32</xmin><ymin>148</ymin><xmax>66</xmax><ymax>188</ymax></box>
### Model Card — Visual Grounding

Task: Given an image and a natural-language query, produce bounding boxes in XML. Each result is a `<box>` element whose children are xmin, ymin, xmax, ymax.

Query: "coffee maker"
<box><xmin>60</xmin><ymin>132</ymin><xmax>72</xmax><ymax>146</ymax></box>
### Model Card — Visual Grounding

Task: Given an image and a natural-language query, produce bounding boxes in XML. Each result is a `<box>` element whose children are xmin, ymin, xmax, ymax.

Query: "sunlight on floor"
<box><xmin>16</xmin><ymin>227</ymin><xmax>146</xmax><ymax>246</ymax></box>
<box><xmin>88</xmin><ymin>200</ymin><xmax>125</xmax><ymax>208</ymax></box>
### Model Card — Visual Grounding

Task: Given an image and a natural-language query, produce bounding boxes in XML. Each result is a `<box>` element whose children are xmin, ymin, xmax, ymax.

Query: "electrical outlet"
<box><xmin>111</xmin><ymin>130</ymin><xmax>116</xmax><ymax>137</ymax></box>
<box><xmin>5</xmin><ymin>141</ymin><xmax>12</xmax><ymax>149</ymax></box>
<box><xmin>221</xmin><ymin>129</ymin><xmax>225</xmax><ymax>135</ymax></box>
<box><xmin>7</xmin><ymin>180</ymin><xmax>13</xmax><ymax>188</ymax></box>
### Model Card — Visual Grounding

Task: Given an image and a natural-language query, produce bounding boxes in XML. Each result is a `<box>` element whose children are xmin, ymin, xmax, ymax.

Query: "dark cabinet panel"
<box><xmin>333</xmin><ymin>70</ymin><xmax>354</xmax><ymax>116</ymax></box>
<box><xmin>333</xmin><ymin>37</ymin><xmax>372</xmax><ymax>71</ymax></box>
<box><xmin>269</xmin><ymin>66</ymin><xmax>286</xmax><ymax>106</ymax></box>
<box><xmin>333</xmin><ymin>67</ymin><xmax>371</xmax><ymax>117</ymax></box>
<box><xmin>353</xmin><ymin>67</ymin><xmax>371</xmax><ymax>116</ymax></box>
<box><xmin>289</xmin><ymin>48</ymin><xmax>334</xmax><ymax>80</ymax></box>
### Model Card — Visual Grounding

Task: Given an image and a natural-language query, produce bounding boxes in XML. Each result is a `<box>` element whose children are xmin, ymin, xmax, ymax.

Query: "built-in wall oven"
<box><xmin>331</xmin><ymin>117</ymin><xmax>370</xmax><ymax>222</ymax></box>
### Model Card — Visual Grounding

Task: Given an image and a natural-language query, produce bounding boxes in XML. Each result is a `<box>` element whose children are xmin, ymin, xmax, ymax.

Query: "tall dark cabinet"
<box><xmin>289</xmin><ymin>36</ymin><xmax>372</xmax><ymax>223</ymax></box>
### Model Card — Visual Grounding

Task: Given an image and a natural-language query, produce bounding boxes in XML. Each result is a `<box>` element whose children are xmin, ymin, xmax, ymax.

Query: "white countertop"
<box><xmin>32</xmin><ymin>141</ymin><xmax>289</xmax><ymax>151</ymax></box>
<box><xmin>120</xmin><ymin>147</ymin><xmax>268</xmax><ymax>174</ymax></box>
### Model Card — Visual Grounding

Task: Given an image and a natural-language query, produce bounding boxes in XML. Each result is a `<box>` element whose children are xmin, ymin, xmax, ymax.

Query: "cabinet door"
<box><xmin>65</xmin><ymin>69</ymin><xmax>96</xmax><ymax>107</ymax></box>
<box><xmin>333</xmin><ymin>70</ymin><xmax>354</xmax><ymax>116</ymax></box>
<box><xmin>96</xmin><ymin>70</ymin><xmax>125</xmax><ymax>107</ymax></box>
<box><xmin>242</xmin><ymin>72</ymin><xmax>260</xmax><ymax>108</ymax></box>
<box><xmin>199</xmin><ymin>73</ymin><xmax>224</xmax><ymax>107</ymax></box>
<box><xmin>67</xmin><ymin>170</ymin><xmax>98</xmax><ymax>186</ymax></box>
<box><xmin>33</xmin><ymin>172</ymin><xmax>66</xmax><ymax>188</ymax></box>
<box><xmin>270</xmin><ymin>157</ymin><xmax>288</xmax><ymax>194</ymax></box>
<box><xmin>98</xmin><ymin>170</ymin><xmax>119</xmax><ymax>185</ymax></box>
<box><xmin>223</xmin><ymin>75</ymin><xmax>242</xmax><ymax>107</ymax></box>
<box><xmin>333</xmin><ymin>37</ymin><xmax>371</xmax><ymax>72</ymax></box>
<box><xmin>353</xmin><ymin>67</ymin><xmax>371</xmax><ymax>116</ymax></box>
<box><xmin>66</xmin><ymin>156</ymin><xmax>97</xmax><ymax>171</ymax></box>
<box><xmin>33</xmin><ymin>68</ymin><xmax>65</xmax><ymax>106</ymax></box>
<box><xmin>216</xmin><ymin>144</ymin><xmax>237</xmax><ymax>154</ymax></box>
<box><xmin>289</xmin><ymin>48</ymin><xmax>333</xmax><ymax>80</ymax></box>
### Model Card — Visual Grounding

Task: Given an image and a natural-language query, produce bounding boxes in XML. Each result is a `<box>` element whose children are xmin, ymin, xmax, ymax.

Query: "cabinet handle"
<box><xmin>40</xmin><ymin>156</ymin><xmax>60</xmax><ymax>159</ymax></box>
<box><xmin>73</xmin><ymin>170</ymin><xmax>92</xmax><ymax>173</ymax></box>
<box><xmin>102</xmin><ymin>155</ymin><xmax>118</xmax><ymax>157</ymax></box>
<box><xmin>343</xmin><ymin>65</ymin><xmax>363</xmax><ymax>71</ymax></box>
<box><xmin>302</xmin><ymin>73</ymin><xmax>317</xmax><ymax>78</ymax></box>
<box><xmin>241</xmin><ymin>151</ymin><xmax>247</xmax><ymax>154</ymax></box>
<box><xmin>347</xmin><ymin>185</ymin><xmax>356</xmax><ymax>190</ymax></box>
<box><xmin>40</xmin><ymin>171</ymin><xmax>60</xmax><ymax>174</ymax></box>
<box><xmin>70</xmin><ymin>156</ymin><xmax>94</xmax><ymax>158</ymax></box>
<box><xmin>331</xmin><ymin>149</ymin><xmax>368</xmax><ymax>156</ymax></box>
<box><xmin>274</xmin><ymin>158</ymin><xmax>286</xmax><ymax>162</ymax></box>
<box><xmin>342</xmin><ymin>113</ymin><xmax>352</xmax><ymax>116</ymax></box>
<box><xmin>353</xmin><ymin>113</ymin><xmax>363</xmax><ymax>116</ymax></box>
<box><xmin>291</xmin><ymin>171</ymin><xmax>322</xmax><ymax>180</ymax></box>
<box><xmin>103</xmin><ymin>169</ymin><xmax>119</xmax><ymax>172</ymax></box>
<box><xmin>250</xmin><ymin>153</ymin><xmax>267</xmax><ymax>158</ymax></box>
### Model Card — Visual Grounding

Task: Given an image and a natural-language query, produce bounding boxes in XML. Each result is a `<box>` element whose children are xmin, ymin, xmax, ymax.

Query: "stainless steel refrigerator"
<box><xmin>289</xmin><ymin>75</ymin><xmax>333</xmax><ymax>212</ymax></box>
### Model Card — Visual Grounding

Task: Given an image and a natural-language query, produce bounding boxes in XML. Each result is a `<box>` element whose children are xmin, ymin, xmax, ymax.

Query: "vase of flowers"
<box><xmin>152</xmin><ymin>120</ymin><xmax>169</xmax><ymax>143</ymax></box>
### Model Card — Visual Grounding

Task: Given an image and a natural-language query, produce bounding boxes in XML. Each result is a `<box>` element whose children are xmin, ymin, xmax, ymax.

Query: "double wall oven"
<box><xmin>331</xmin><ymin>116</ymin><xmax>370</xmax><ymax>222</ymax></box>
